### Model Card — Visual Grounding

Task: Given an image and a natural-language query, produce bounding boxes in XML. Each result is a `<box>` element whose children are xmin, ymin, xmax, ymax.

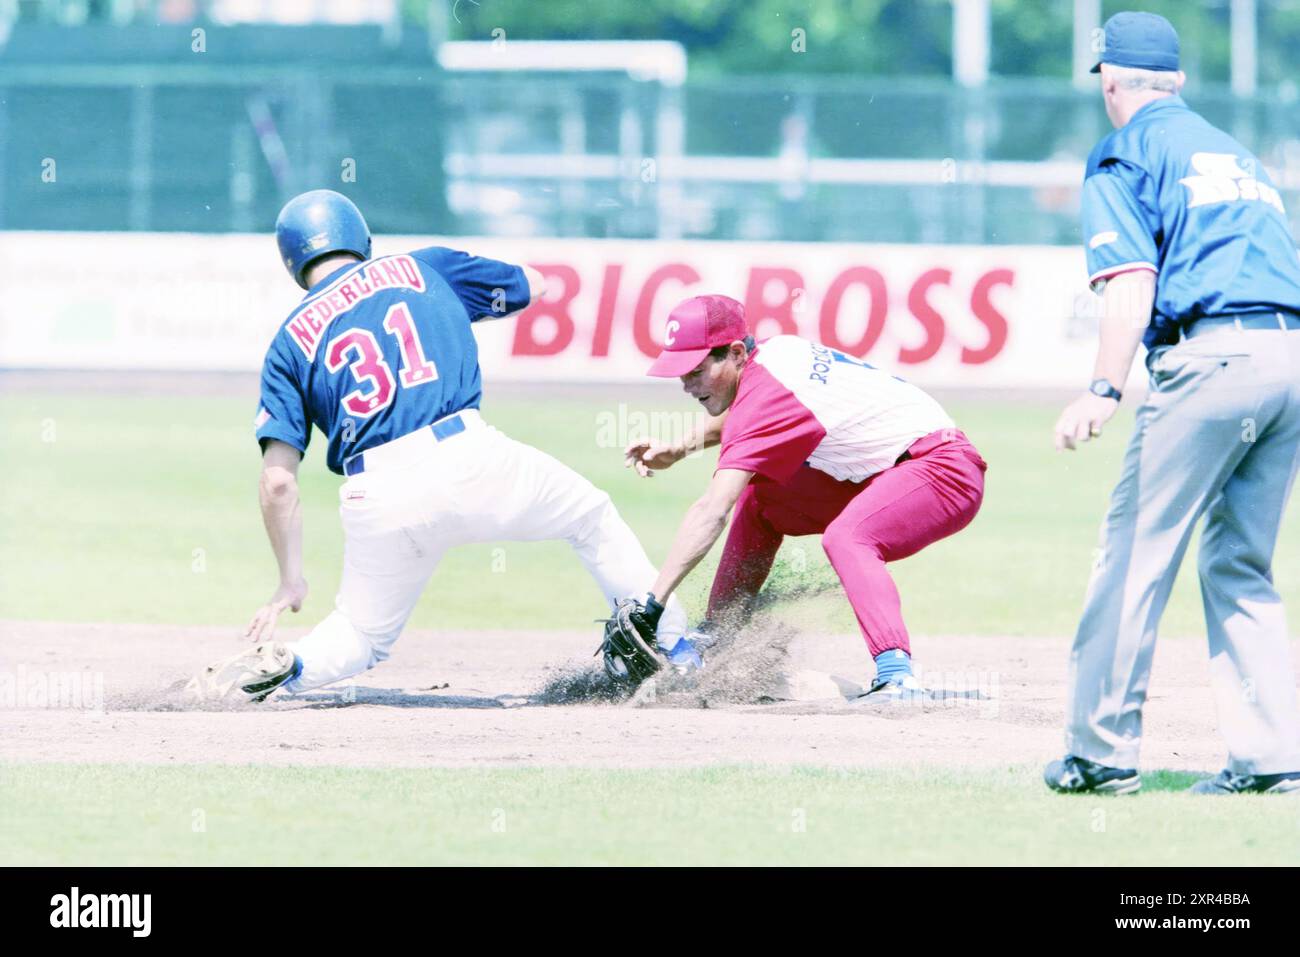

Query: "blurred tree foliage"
<box><xmin>411</xmin><ymin>0</ymin><xmax>1300</xmax><ymax>86</ymax></box>
<box><xmin>990</xmin><ymin>0</ymin><xmax>1071</xmax><ymax>78</ymax></box>
<box><xmin>425</xmin><ymin>0</ymin><xmax>950</xmax><ymax>77</ymax></box>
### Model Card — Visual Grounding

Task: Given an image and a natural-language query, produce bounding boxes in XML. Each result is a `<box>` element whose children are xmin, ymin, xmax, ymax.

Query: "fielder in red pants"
<box><xmin>627</xmin><ymin>294</ymin><xmax>987</xmax><ymax>698</ymax></box>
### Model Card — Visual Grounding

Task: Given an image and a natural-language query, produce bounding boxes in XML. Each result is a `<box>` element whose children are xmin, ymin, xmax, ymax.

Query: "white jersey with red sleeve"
<box><xmin>716</xmin><ymin>335</ymin><xmax>955</xmax><ymax>484</ymax></box>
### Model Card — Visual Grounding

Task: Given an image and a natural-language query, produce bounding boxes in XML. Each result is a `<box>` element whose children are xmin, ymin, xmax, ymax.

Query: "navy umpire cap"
<box><xmin>1091</xmin><ymin>11</ymin><xmax>1180</xmax><ymax>74</ymax></box>
<box><xmin>275</xmin><ymin>189</ymin><xmax>372</xmax><ymax>289</ymax></box>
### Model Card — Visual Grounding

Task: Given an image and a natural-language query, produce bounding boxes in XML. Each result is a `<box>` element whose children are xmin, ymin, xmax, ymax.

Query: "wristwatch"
<box><xmin>1089</xmin><ymin>378</ymin><xmax>1123</xmax><ymax>402</ymax></box>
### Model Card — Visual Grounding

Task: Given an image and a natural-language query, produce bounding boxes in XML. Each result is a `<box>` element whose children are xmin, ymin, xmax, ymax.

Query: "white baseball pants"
<box><xmin>282</xmin><ymin>410</ymin><xmax>686</xmax><ymax>692</ymax></box>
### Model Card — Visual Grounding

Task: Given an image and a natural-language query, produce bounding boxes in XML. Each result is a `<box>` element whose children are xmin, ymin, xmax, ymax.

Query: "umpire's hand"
<box><xmin>1054</xmin><ymin>393</ymin><xmax>1120</xmax><ymax>451</ymax></box>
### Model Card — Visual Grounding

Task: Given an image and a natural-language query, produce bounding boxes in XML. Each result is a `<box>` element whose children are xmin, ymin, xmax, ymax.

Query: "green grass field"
<box><xmin>4</xmin><ymin>763</ymin><xmax>1297</xmax><ymax>867</ymax></box>
<box><xmin>7</xmin><ymin>387</ymin><xmax>1298</xmax><ymax>637</ymax></box>
<box><xmin>5</xmin><ymin>384</ymin><xmax>1300</xmax><ymax>866</ymax></box>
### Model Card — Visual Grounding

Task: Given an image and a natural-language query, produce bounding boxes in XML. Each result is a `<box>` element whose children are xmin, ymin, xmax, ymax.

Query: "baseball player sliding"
<box><xmin>1045</xmin><ymin>12</ymin><xmax>1300</xmax><ymax>795</ymax></box>
<box><xmin>190</xmin><ymin>189</ymin><xmax>689</xmax><ymax>702</ymax></box>
<box><xmin>609</xmin><ymin>295</ymin><xmax>987</xmax><ymax>699</ymax></box>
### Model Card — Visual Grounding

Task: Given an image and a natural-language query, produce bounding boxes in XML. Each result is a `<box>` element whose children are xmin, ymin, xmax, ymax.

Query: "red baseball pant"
<box><xmin>708</xmin><ymin>429</ymin><xmax>987</xmax><ymax>656</ymax></box>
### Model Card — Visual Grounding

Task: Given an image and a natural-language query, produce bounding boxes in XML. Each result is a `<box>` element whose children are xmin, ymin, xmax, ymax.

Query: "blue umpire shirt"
<box><xmin>1081</xmin><ymin>95</ymin><xmax>1300</xmax><ymax>348</ymax></box>
<box><xmin>254</xmin><ymin>246</ymin><xmax>530</xmax><ymax>474</ymax></box>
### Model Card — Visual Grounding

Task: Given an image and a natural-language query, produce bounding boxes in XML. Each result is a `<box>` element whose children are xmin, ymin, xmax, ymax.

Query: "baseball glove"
<box><xmin>597</xmin><ymin>595</ymin><xmax>667</xmax><ymax>684</ymax></box>
<box><xmin>184</xmin><ymin>641</ymin><xmax>298</xmax><ymax>704</ymax></box>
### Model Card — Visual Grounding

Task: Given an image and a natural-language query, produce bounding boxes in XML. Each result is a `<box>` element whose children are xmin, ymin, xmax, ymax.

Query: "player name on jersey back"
<box><xmin>769</xmin><ymin>336</ymin><xmax>954</xmax><ymax>478</ymax></box>
<box><xmin>286</xmin><ymin>255</ymin><xmax>426</xmax><ymax>361</ymax></box>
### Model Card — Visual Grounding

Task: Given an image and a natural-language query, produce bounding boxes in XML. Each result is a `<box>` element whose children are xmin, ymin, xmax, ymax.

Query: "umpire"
<box><xmin>1046</xmin><ymin>11</ymin><xmax>1300</xmax><ymax>795</ymax></box>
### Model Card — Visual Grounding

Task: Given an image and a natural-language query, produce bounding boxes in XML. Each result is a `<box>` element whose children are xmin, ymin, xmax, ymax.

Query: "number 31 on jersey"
<box><xmin>324</xmin><ymin>303</ymin><xmax>439</xmax><ymax>418</ymax></box>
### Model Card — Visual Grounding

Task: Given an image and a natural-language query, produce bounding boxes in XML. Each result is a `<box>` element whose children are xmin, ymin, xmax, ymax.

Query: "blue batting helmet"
<box><xmin>274</xmin><ymin>189</ymin><xmax>372</xmax><ymax>289</ymax></box>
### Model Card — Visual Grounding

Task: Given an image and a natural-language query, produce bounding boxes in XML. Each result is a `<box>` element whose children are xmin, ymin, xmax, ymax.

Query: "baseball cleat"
<box><xmin>661</xmin><ymin>635</ymin><xmax>704</xmax><ymax>674</ymax></box>
<box><xmin>1187</xmin><ymin>768</ymin><xmax>1300</xmax><ymax>795</ymax></box>
<box><xmin>854</xmin><ymin>674</ymin><xmax>931</xmax><ymax>703</ymax></box>
<box><xmin>1043</xmin><ymin>755</ymin><xmax>1141</xmax><ymax>795</ymax></box>
<box><xmin>186</xmin><ymin>641</ymin><xmax>301</xmax><ymax>704</ymax></box>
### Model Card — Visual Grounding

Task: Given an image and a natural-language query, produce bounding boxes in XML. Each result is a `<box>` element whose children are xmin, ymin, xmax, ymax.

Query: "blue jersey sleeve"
<box><xmin>254</xmin><ymin>339</ymin><xmax>311</xmax><ymax>455</ymax></box>
<box><xmin>1081</xmin><ymin>163</ymin><xmax>1160</xmax><ymax>292</ymax></box>
<box><xmin>411</xmin><ymin>246</ymin><xmax>531</xmax><ymax>321</ymax></box>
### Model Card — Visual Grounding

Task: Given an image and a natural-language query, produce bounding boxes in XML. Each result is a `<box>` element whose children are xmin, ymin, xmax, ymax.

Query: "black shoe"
<box><xmin>1044</xmin><ymin>754</ymin><xmax>1141</xmax><ymax>795</ymax></box>
<box><xmin>1188</xmin><ymin>768</ymin><xmax>1300</xmax><ymax>795</ymax></box>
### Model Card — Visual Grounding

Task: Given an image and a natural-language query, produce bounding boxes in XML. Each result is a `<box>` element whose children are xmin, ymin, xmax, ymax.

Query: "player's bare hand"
<box><xmin>623</xmin><ymin>438</ymin><xmax>684</xmax><ymax>477</ymax></box>
<box><xmin>245</xmin><ymin>579</ymin><xmax>308</xmax><ymax>643</ymax></box>
<box><xmin>1054</xmin><ymin>393</ymin><xmax>1119</xmax><ymax>451</ymax></box>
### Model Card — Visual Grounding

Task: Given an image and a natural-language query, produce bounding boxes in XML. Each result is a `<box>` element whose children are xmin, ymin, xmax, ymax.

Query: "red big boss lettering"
<box><xmin>964</xmin><ymin>268</ymin><xmax>1012</xmax><ymax>364</ymax></box>
<box><xmin>743</xmin><ymin>267</ymin><xmax>803</xmax><ymax>340</ymax></box>
<box><xmin>501</xmin><ymin>256</ymin><xmax>1013</xmax><ymax>368</ymax></box>
<box><xmin>633</xmin><ymin>263</ymin><xmax>700</xmax><ymax>357</ymax></box>
<box><xmin>512</xmin><ymin>264</ymin><xmax>579</xmax><ymax>356</ymax></box>
<box><xmin>899</xmin><ymin>267</ymin><xmax>950</xmax><ymax>365</ymax></box>
<box><xmin>590</xmin><ymin>263</ymin><xmax>623</xmax><ymax>358</ymax></box>
<box><xmin>818</xmin><ymin>266</ymin><xmax>889</xmax><ymax>356</ymax></box>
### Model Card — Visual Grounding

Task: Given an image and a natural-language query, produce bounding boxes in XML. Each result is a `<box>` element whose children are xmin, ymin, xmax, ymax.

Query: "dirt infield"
<box><xmin>0</xmin><ymin>619</ymin><xmax>1251</xmax><ymax>772</ymax></box>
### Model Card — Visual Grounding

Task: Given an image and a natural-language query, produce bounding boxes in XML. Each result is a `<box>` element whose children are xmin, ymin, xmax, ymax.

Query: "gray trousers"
<box><xmin>1067</xmin><ymin>326</ymin><xmax>1300</xmax><ymax>774</ymax></box>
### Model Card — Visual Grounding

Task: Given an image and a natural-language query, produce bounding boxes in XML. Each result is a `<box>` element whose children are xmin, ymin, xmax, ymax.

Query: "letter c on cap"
<box><xmin>664</xmin><ymin>319</ymin><xmax>680</xmax><ymax>346</ymax></box>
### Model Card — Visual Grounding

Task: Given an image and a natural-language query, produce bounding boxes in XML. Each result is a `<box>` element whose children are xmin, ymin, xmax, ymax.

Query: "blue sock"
<box><xmin>289</xmin><ymin>654</ymin><xmax>304</xmax><ymax>681</ymax></box>
<box><xmin>873</xmin><ymin>648</ymin><xmax>911</xmax><ymax>684</ymax></box>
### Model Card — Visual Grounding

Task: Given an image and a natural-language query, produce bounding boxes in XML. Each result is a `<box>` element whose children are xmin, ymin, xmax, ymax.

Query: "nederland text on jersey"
<box><xmin>285</xmin><ymin>254</ymin><xmax>426</xmax><ymax>360</ymax></box>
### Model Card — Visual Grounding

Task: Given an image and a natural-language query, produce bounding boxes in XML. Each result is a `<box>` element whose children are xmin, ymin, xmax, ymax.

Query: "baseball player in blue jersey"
<box><xmin>1045</xmin><ymin>12</ymin><xmax>1300</xmax><ymax>795</ymax></box>
<box><xmin>189</xmin><ymin>189</ymin><xmax>691</xmax><ymax>701</ymax></box>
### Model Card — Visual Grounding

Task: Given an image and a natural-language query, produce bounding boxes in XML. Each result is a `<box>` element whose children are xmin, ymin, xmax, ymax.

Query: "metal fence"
<box><xmin>8</xmin><ymin>26</ymin><xmax>1300</xmax><ymax>244</ymax></box>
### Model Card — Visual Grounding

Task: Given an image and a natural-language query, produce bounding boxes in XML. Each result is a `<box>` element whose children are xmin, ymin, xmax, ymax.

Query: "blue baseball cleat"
<box><xmin>661</xmin><ymin>635</ymin><xmax>705</xmax><ymax>674</ymax></box>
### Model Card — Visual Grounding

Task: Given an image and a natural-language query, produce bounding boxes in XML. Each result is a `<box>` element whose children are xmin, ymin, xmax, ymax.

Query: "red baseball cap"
<box><xmin>646</xmin><ymin>295</ymin><xmax>750</xmax><ymax>378</ymax></box>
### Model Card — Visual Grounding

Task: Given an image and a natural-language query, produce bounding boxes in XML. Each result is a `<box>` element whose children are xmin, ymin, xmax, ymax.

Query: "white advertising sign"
<box><xmin>0</xmin><ymin>233</ymin><xmax>1108</xmax><ymax>388</ymax></box>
